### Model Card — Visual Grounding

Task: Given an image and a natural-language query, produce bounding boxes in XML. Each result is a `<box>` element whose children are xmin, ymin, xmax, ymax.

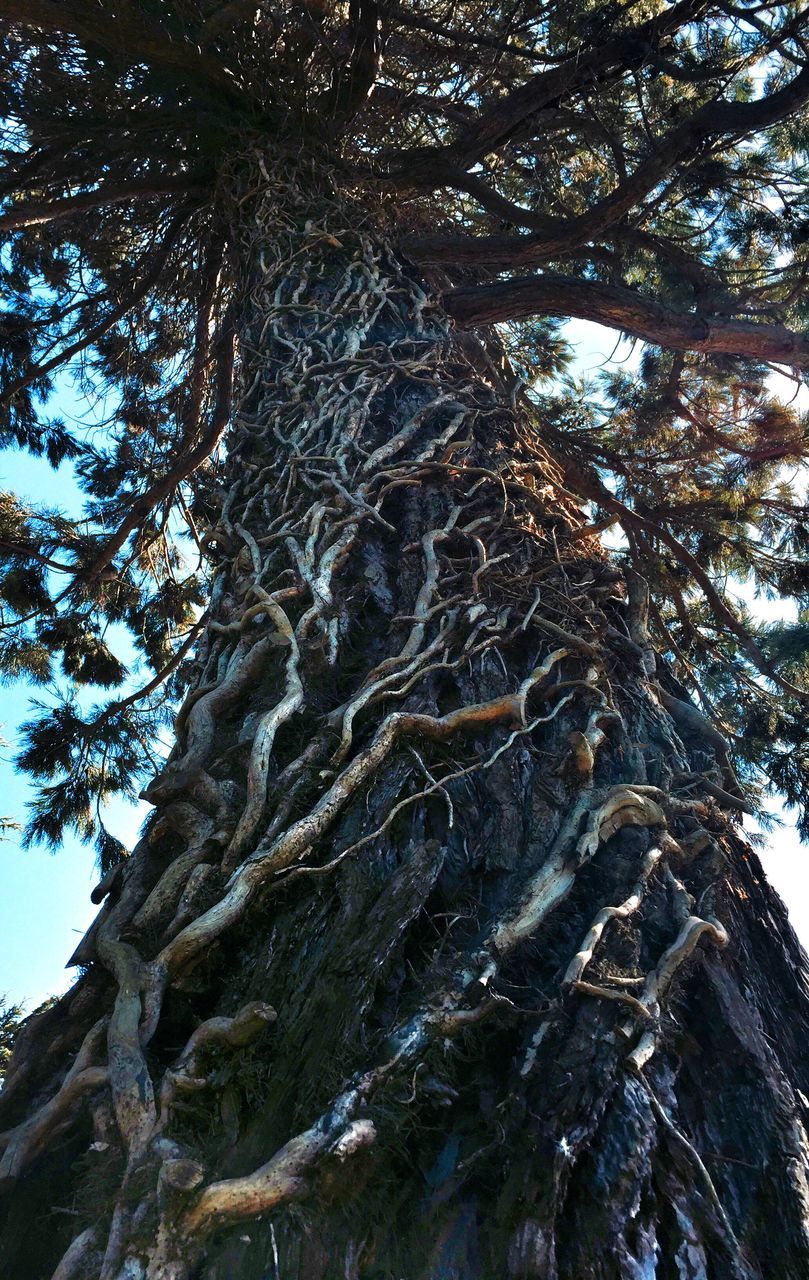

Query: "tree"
<box><xmin>1</xmin><ymin>1</ymin><xmax>809</xmax><ymax>1276</ymax></box>
<box><xmin>0</xmin><ymin>998</ymin><xmax>23</xmax><ymax>1083</ymax></box>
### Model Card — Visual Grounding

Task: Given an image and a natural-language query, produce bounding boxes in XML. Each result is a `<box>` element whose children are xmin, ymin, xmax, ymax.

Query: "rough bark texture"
<box><xmin>2</xmin><ymin>167</ymin><xmax>809</xmax><ymax>1280</ymax></box>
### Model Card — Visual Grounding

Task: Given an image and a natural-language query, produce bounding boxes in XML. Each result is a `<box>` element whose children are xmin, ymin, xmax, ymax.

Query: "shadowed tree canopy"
<box><xmin>2</xmin><ymin>6</ymin><xmax>809</xmax><ymax>1279</ymax></box>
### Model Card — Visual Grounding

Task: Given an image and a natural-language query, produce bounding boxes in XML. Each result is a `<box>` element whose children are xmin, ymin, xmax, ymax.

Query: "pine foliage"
<box><xmin>0</xmin><ymin>998</ymin><xmax>23</xmax><ymax>1083</ymax></box>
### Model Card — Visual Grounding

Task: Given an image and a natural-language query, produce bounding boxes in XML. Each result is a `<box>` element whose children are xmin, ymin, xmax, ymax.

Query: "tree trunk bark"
<box><xmin>3</xmin><ymin>165</ymin><xmax>809</xmax><ymax>1280</ymax></box>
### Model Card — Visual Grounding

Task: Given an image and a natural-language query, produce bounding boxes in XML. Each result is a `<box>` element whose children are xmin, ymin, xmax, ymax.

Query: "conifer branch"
<box><xmin>0</xmin><ymin>211</ymin><xmax>191</xmax><ymax>407</ymax></box>
<box><xmin>320</xmin><ymin>0</ymin><xmax>383</xmax><ymax>124</ymax></box>
<box><xmin>387</xmin><ymin>0</ymin><xmax>707</xmax><ymax>182</ymax></box>
<box><xmin>80</xmin><ymin>310</ymin><xmax>236</xmax><ymax>584</ymax></box>
<box><xmin>445</xmin><ymin>273</ymin><xmax>809</xmax><ymax>366</ymax></box>
<box><xmin>0</xmin><ymin>1</ymin><xmax>241</xmax><ymax>97</ymax></box>
<box><xmin>0</xmin><ymin>178</ymin><xmax>202</xmax><ymax>232</ymax></box>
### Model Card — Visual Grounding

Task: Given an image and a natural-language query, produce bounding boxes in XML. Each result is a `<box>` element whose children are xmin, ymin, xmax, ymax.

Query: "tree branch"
<box><xmin>320</xmin><ymin>0</ymin><xmax>382</xmax><ymax>124</ymax></box>
<box><xmin>0</xmin><ymin>177</ymin><xmax>201</xmax><ymax>232</ymax></box>
<box><xmin>444</xmin><ymin>272</ymin><xmax>809</xmax><ymax>366</ymax></box>
<box><xmin>405</xmin><ymin>223</ymin><xmax>726</xmax><ymax>285</ymax></box>
<box><xmin>387</xmin><ymin>0</ymin><xmax>706</xmax><ymax>185</ymax></box>
<box><xmin>102</xmin><ymin>613</ymin><xmax>209</xmax><ymax>718</ymax></box>
<box><xmin>81</xmin><ymin>310</ymin><xmax>236</xmax><ymax>582</ymax></box>
<box><xmin>200</xmin><ymin>0</ymin><xmax>261</xmax><ymax>45</ymax></box>
<box><xmin>404</xmin><ymin>61</ymin><xmax>809</xmax><ymax>262</ymax></box>
<box><xmin>0</xmin><ymin>211</ymin><xmax>190</xmax><ymax>406</ymax></box>
<box><xmin>0</xmin><ymin>0</ymin><xmax>240</xmax><ymax>97</ymax></box>
<box><xmin>368</xmin><ymin>85</ymin><xmax>474</xmax><ymax>125</ymax></box>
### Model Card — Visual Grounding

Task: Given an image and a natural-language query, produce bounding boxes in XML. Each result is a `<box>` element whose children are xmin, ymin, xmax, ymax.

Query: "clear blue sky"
<box><xmin>1</xmin><ymin>321</ymin><xmax>806</xmax><ymax>1014</ymax></box>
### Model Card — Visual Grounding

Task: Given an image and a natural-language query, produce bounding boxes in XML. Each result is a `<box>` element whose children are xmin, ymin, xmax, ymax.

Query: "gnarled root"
<box><xmin>0</xmin><ymin>1020</ymin><xmax>108</xmax><ymax>1185</ymax></box>
<box><xmin>626</xmin><ymin>914</ymin><xmax>729</xmax><ymax>1070</ymax></box>
<box><xmin>158</xmin><ymin>1002</ymin><xmax>276</xmax><ymax>1130</ymax></box>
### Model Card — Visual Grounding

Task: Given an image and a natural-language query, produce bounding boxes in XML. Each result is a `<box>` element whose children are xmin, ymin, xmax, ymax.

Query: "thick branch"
<box><xmin>320</xmin><ymin>0</ymin><xmax>382</xmax><ymax>124</ymax></box>
<box><xmin>404</xmin><ymin>62</ymin><xmax>809</xmax><ymax>267</ymax></box>
<box><xmin>405</xmin><ymin>224</ymin><xmax>723</xmax><ymax>286</ymax></box>
<box><xmin>0</xmin><ymin>178</ymin><xmax>200</xmax><ymax>232</ymax></box>
<box><xmin>445</xmin><ymin>273</ymin><xmax>809</xmax><ymax>367</ymax></box>
<box><xmin>388</xmin><ymin>0</ymin><xmax>705</xmax><ymax>183</ymax></box>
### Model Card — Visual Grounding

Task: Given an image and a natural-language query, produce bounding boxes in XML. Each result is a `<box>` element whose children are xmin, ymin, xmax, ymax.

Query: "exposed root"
<box><xmin>158</xmin><ymin>1002</ymin><xmax>276</xmax><ymax>1130</ymax></box>
<box><xmin>222</xmin><ymin>595</ymin><xmax>304</xmax><ymax>868</ymax></box>
<box><xmin>159</xmin><ymin>667</ymin><xmax>578</xmax><ymax>978</ymax></box>
<box><xmin>571</xmin><ymin>980</ymin><xmax>653</xmax><ymax>1018</ymax></box>
<box><xmin>489</xmin><ymin>787</ymin><xmax>666</xmax><ymax>956</ymax></box>
<box><xmin>279</xmin><ymin>686</ymin><xmax>577</xmax><ymax>887</ymax></box>
<box><xmin>626</xmin><ymin>914</ymin><xmax>730</xmax><ymax>1071</ymax></box>
<box><xmin>563</xmin><ymin>846</ymin><xmax>664</xmax><ymax>987</ymax></box>
<box><xmin>0</xmin><ymin>1019</ymin><xmax>108</xmax><ymax>1185</ymax></box>
<box><xmin>51</xmin><ymin>1227</ymin><xmax>102</xmax><ymax>1280</ymax></box>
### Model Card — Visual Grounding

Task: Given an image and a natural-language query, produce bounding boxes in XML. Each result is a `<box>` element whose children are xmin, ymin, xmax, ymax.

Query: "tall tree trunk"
<box><xmin>3</xmin><ymin>164</ymin><xmax>809</xmax><ymax>1280</ymax></box>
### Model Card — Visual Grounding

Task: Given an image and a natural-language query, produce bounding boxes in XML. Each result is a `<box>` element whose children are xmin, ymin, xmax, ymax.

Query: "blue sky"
<box><xmin>1</xmin><ymin>319</ymin><xmax>807</xmax><ymax>1014</ymax></box>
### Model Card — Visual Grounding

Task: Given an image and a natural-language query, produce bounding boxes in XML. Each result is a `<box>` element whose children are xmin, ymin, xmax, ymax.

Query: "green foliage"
<box><xmin>526</xmin><ymin>334</ymin><xmax>809</xmax><ymax>829</ymax></box>
<box><xmin>16</xmin><ymin>698</ymin><xmax>158</xmax><ymax>853</ymax></box>
<box><xmin>762</xmin><ymin>620</ymin><xmax>809</xmax><ymax>672</ymax></box>
<box><xmin>0</xmin><ymin>636</ymin><xmax>51</xmax><ymax>684</ymax></box>
<box><xmin>0</xmin><ymin>997</ymin><xmax>23</xmax><ymax>1082</ymax></box>
<box><xmin>36</xmin><ymin>619</ymin><xmax>127</xmax><ymax>687</ymax></box>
